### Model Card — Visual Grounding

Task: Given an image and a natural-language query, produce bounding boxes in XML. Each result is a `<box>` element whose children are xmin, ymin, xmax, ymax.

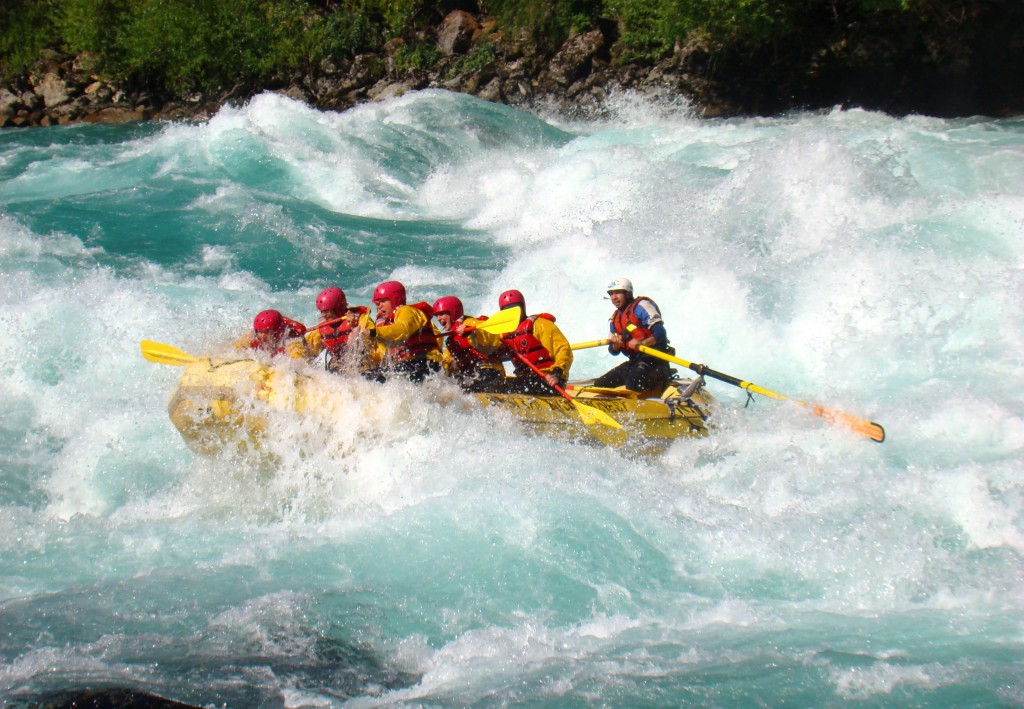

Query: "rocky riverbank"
<box><xmin>3</xmin><ymin>6</ymin><xmax>1022</xmax><ymax>126</ymax></box>
<box><xmin>0</xmin><ymin>14</ymin><xmax>711</xmax><ymax>129</ymax></box>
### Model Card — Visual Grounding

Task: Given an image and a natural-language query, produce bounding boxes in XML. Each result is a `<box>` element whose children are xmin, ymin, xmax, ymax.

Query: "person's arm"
<box><xmin>607</xmin><ymin>317</ymin><xmax>624</xmax><ymax>355</ymax></box>
<box><xmin>649</xmin><ymin>322</ymin><xmax>668</xmax><ymax>348</ymax></box>
<box><xmin>304</xmin><ymin>328</ymin><xmax>323</xmax><ymax>357</ymax></box>
<box><xmin>375</xmin><ymin>305</ymin><xmax>426</xmax><ymax>346</ymax></box>
<box><xmin>622</xmin><ymin>325</ymin><xmax>658</xmax><ymax>353</ymax></box>
<box><xmin>536</xmin><ymin>319</ymin><xmax>573</xmax><ymax>384</ymax></box>
<box><xmin>351</xmin><ymin>312</ymin><xmax>383</xmax><ymax>365</ymax></box>
<box><xmin>624</xmin><ymin>298</ymin><xmax>668</xmax><ymax>352</ymax></box>
<box><xmin>547</xmin><ymin>324</ymin><xmax>573</xmax><ymax>378</ymax></box>
<box><xmin>285</xmin><ymin>337</ymin><xmax>311</xmax><ymax>360</ymax></box>
<box><xmin>467</xmin><ymin>325</ymin><xmax>505</xmax><ymax>355</ymax></box>
<box><xmin>426</xmin><ymin>320</ymin><xmax>444</xmax><ymax>362</ymax></box>
<box><xmin>439</xmin><ymin>346</ymin><xmax>455</xmax><ymax>374</ymax></box>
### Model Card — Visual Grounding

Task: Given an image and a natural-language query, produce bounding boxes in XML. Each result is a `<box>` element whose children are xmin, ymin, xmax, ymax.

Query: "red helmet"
<box><xmin>432</xmin><ymin>296</ymin><xmax>464</xmax><ymax>321</ymax></box>
<box><xmin>253</xmin><ymin>309</ymin><xmax>284</xmax><ymax>333</ymax></box>
<box><xmin>373</xmin><ymin>280</ymin><xmax>406</xmax><ymax>307</ymax></box>
<box><xmin>498</xmin><ymin>289</ymin><xmax>525</xmax><ymax>311</ymax></box>
<box><xmin>316</xmin><ymin>286</ymin><xmax>347</xmax><ymax>312</ymax></box>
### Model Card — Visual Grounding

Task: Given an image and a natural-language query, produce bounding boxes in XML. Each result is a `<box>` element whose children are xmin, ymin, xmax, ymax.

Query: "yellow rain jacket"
<box><xmin>234</xmin><ymin>333</ymin><xmax>310</xmax><ymax>360</ymax></box>
<box><xmin>472</xmin><ymin>314</ymin><xmax>573</xmax><ymax>378</ymax></box>
<box><xmin>373</xmin><ymin>303</ymin><xmax>442</xmax><ymax>364</ymax></box>
<box><xmin>440</xmin><ymin>316</ymin><xmax>506</xmax><ymax>378</ymax></box>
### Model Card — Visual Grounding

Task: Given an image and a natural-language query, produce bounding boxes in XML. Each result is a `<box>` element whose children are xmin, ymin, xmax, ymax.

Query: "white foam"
<box><xmin>3</xmin><ymin>96</ymin><xmax>1023</xmax><ymax>705</ymax></box>
<box><xmin>831</xmin><ymin>661</ymin><xmax>953</xmax><ymax>700</ymax></box>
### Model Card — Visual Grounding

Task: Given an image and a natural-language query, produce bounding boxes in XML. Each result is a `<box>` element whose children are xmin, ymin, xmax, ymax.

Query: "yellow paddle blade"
<box><xmin>807</xmin><ymin>403</ymin><xmax>886</xmax><ymax>442</ymax></box>
<box><xmin>140</xmin><ymin>340</ymin><xmax>197</xmax><ymax>366</ymax></box>
<box><xmin>475</xmin><ymin>306</ymin><xmax>523</xmax><ymax>335</ymax></box>
<box><xmin>572</xmin><ymin>400</ymin><xmax>622</xmax><ymax>429</ymax></box>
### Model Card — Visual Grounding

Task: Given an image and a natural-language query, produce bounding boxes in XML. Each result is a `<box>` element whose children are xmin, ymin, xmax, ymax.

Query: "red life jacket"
<box><xmin>502</xmin><ymin>313</ymin><xmax>555</xmax><ymax>370</ymax></box>
<box><xmin>319</xmin><ymin>306</ymin><xmax>367</xmax><ymax>354</ymax></box>
<box><xmin>447</xmin><ymin>317</ymin><xmax>493</xmax><ymax>371</ymax></box>
<box><xmin>319</xmin><ymin>319</ymin><xmax>353</xmax><ymax>354</ymax></box>
<box><xmin>249</xmin><ymin>318</ymin><xmax>307</xmax><ymax>355</ymax></box>
<box><xmin>612</xmin><ymin>297</ymin><xmax>656</xmax><ymax>344</ymax></box>
<box><xmin>381</xmin><ymin>302</ymin><xmax>439</xmax><ymax>362</ymax></box>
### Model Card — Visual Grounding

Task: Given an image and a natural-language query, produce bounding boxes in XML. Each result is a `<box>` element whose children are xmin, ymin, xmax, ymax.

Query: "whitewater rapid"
<box><xmin>0</xmin><ymin>90</ymin><xmax>1022</xmax><ymax>706</ymax></box>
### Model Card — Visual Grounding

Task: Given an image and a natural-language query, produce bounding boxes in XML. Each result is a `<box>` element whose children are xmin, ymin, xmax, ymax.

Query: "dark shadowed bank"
<box><xmin>2</xmin><ymin>1</ymin><xmax>1023</xmax><ymax>128</ymax></box>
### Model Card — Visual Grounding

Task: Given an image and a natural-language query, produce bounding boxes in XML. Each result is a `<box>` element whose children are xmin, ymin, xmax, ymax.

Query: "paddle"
<box><xmin>571</xmin><ymin>339</ymin><xmax>610</xmax><ymax>350</ymax></box>
<box><xmin>141</xmin><ymin>308</ymin><xmax>523</xmax><ymax>368</ymax></box>
<box><xmin>362</xmin><ymin>305</ymin><xmax>522</xmax><ymax>338</ymax></box>
<box><xmin>312</xmin><ymin>306</ymin><xmax>369</xmax><ymax>332</ymax></box>
<box><xmin>439</xmin><ymin>305</ymin><xmax>522</xmax><ymax>337</ymax></box>
<box><xmin>511</xmin><ymin>352</ymin><xmax>622</xmax><ymax>430</ymax></box>
<box><xmin>633</xmin><ymin>344</ymin><xmax>885</xmax><ymax>442</ymax></box>
<box><xmin>141</xmin><ymin>340</ymin><xmax>198</xmax><ymax>366</ymax></box>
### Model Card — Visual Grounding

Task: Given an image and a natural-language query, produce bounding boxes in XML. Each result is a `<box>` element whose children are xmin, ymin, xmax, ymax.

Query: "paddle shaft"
<box><xmin>570</xmin><ymin>339</ymin><xmax>610</xmax><ymax>350</ymax></box>
<box><xmin>314</xmin><ymin>309</ymin><xmax>366</xmax><ymax>331</ymax></box>
<box><xmin>511</xmin><ymin>352</ymin><xmax>623</xmax><ymax>429</ymax></box>
<box><xmin>511</xmin><ymin>352</ymin><xmax>569</xmax><ymax>399</ymax></box>
<box><xmin>635</xmin><ymin>344</ymin><xmax>885</xmax><ymax>442</ymax></box>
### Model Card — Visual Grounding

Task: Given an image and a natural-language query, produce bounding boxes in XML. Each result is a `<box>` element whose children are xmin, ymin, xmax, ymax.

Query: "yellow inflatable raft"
<box><xmin>165</xmin><ymin>355</ymin><xmax>713</xmax><ymax>456</ymax></box>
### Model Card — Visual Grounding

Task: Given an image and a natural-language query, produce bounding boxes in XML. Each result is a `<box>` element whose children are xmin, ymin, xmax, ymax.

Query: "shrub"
<box><xmin>0</xmin><ymin>0</ymin><xmax>62</xmax><ymax>80</ymax></box>
<box><xmin>481</xmin><ymin>0</ymin><xmax>601</xmax><ymax>49</ymax></box>
<box><xmin>307</xmin><ymin>5</ymin><xmax>383</xmax><ymax>61</ymax></box>
<box><xmin>54</xmin><ymin>0</ymin><xmax>311</xmax><ymax>95</ymax></box>
<box><xmin>1</xmin><ymin>0</ymin><xmax>973</xmax><ymax>103</ymax></box>
<box><xmin>392</xmin><ymin>41</ymin><xmax>442</xmax><ymax>73</ymax></box>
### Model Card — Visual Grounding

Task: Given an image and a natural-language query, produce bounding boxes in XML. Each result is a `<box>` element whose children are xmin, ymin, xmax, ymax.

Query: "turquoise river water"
<box><xmin>1</xmin><ymin>90</ymin><xmax>1022</xmax><ymax>707</ymax></box>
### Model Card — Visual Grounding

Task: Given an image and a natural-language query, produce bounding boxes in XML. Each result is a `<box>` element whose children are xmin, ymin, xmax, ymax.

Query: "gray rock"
<box><xmin>367</xmin><ymin>77</ymin><xmax>420</xmax><ymax>102</ymax></box>
<box><xmin>476</xmin><ymin>77</ymin><xmax>503</xmax><ymax>102</ymax></box>
<box><xmin>37</xmin><ymin>72</ymin><xmax>70</xmax><ymax>108</ymax></box>
<box><xmin>81</xmin><ymin>106</ymin><xmax>148</xmax><ymax>124</ymax></box>
<box><xmin>549</xmin><ymin>29</ymin><xmax>606</xmax><ymax>87</ymax></box>
<box><xmin>1</xmin><ymin>88</ymin><xmax>21</xmax><ymax>124</ymax></box>
<box><xmin>278</xmin><ymin>85</ymin><xmax>309</xmax><ymax>103</ymax></box>
<box><xmin>21</xmin><ymin>90</ymin><xmax>41</xmax><ymax>110</ymax></box>
<box><xmin>437</xmin><ymin>11</ymin><xmax>479</xmax><ymax>56</ymax></box>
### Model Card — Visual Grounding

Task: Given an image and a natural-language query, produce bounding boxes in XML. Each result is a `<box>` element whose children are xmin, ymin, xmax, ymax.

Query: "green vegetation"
<box><xmin>446</xmin><ymin>43</ymin><xmax>499</xmax><ymax>79</ymax></box>
<box><xmin>1</xmin><ymin>0</ymin><xmax>391</xmax><ymax>94</ymax></box>
<box><xmin>0</xmin><ymin>0</ymin><xmax>58</xmax><ymax>78</ymax></box>
<box><xmin>393</xmin><ymin>41</ymin><xmax>443</xmax><ymax>74</ymax></box>
<box><xmin>0</xmin><ymin>0</ymin><xmax>977</xmax><ymax>97</ymax></box>
<box><xmin>481</xmin><ymin>0</ymin><xmax>602</xmax><ymax>46</ymax></box>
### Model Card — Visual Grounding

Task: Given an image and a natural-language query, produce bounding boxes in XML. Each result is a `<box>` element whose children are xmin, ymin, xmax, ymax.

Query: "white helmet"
<box><xmin>606</xmin><ymin>277</ymin><xmax>633</xmax><ymax>294</ymax></box>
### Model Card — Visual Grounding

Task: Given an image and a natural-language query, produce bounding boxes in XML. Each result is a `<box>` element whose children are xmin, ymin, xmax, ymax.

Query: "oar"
<box><xmin>313</xmin><ymin>306</ymin><xmax>369</xmax><ymax>332</ymax></box>
<box><xmin>440</xmin><ymin>305</ymin><xmax>522</xmax><ymax>337</ymax></box>
<box><xmin>141</xmin><ymin>340</ymin><xmax>198</xmax><ymax>366</ymax></box>
<box><xmin>571</xmin><ymin>339</ymin><xmax>610</xmax><ymax>350</ymax></box>
<box><xmin>634</xmin><ymin>344</ymin><xmax>885</xmax><ymax>442</ymax></box>
<box><xmin>140</xmin><ymin>308</ymin><xmax>522</xmax><ymax>368</ymax></box>
<box><xmin>511</xmin><ymin>352</ymin><xmax>622</xmax><ymax>430</ymax></box>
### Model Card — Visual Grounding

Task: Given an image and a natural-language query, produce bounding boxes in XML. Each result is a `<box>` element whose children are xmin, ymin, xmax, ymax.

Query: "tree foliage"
<box><xmin>0</xmin><ymin>0</ymin><xmax>993</xmax><ymax>95</ymax></box>
<box><xmin>0</xmin><ymin>0</ymin><xmax>62</xmax><ymax>78</ymax></box>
